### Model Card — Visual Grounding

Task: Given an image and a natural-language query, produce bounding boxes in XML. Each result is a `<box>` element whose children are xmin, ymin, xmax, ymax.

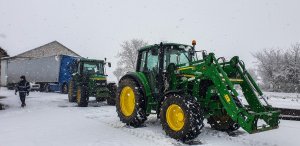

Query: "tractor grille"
<box><xmin>95</xmin><ymin>80</ymin><xmax>107</xmax><ymax>87</ymax></box>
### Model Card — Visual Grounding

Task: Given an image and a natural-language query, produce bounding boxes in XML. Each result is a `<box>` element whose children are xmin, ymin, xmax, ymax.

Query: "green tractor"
<box><xmin>116</xmin><ymin>41</ymin><xmax>280</xmax><ymax>141</ymax></box>
<box><xmin>68</xmin><ymin>58</ymin><xmax>116</xmax><ymax>107</ymax></box>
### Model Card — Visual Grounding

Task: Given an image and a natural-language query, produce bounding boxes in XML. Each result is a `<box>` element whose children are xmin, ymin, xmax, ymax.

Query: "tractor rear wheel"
<box><xmin>76</xmin><ymin>86</ymin><xmax>89</xmax><ymax>107</ymax></box>
<box><xmin>68</xmin><ymin>80</ymin><xmax>76</xmax><ymax>102</ymax></box>
<box><xmin>116</xmin><ymin>78</ymin><xmax>147</xmax><ymax>127</ymax></box>
<box><xmin>207</xmin><ymin>94</ymin><xmax>241</xmax><ymax>132</ymax></box>
<box><xmin>160</xmin><ymin>94</ymin><xmax>204</xmax><ymax>141</ymax></box>
<box><xmin>207</xmin><ymin>115</ymin><xmax>240</xmax><ymax>132</ymax></box>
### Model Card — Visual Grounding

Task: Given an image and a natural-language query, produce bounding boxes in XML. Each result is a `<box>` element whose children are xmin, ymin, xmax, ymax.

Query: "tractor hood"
<box><xmin>89</xmin><ymin>75</ymin><xmax>107</xmax><ymax>81</ymax></box>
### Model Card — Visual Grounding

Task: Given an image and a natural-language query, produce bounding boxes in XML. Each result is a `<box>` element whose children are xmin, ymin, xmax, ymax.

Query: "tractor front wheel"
<box><xmin>160</xmin><ymin>94</ymin><xmax>204</xmax><ymax>141</ymax></box>
<box><xmin>76</xmin><ymin>86</ymin><xmax>89</xmax><ymax>107</ymax></box>
<box><xmin>207</xmin><ymin>115</ymin><xmax>240</xmax><ymax>132</ymax></box>
<box><xmin>116</xmin><ymin>78</ymin><xmax>147</xmax><ymax>127</ymax></box>
<box><xmin>68</xmin><ymin>80</ymin><xmax>76</xmax><ymax>102</ymax></box>
<box><xmin>96</xmin><ymin>97</ymin><xmax>106</xmax><ymax>102</ymax></box>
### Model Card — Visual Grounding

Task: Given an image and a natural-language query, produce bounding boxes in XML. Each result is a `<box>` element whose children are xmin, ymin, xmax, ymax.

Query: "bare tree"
<box><xmin>113</xmin><ymin>67</ymin><xmax>125</xmax><ymax>81</ymax></box>
<box><xmin>114</xmin><ymin>39</ymin><xmax>148</xmax><ymax>80</ymax></box>
<box><xmin>253</xmin><ymin>43</ymin><xmax>300</xmax><ymax>93</ymax></box>
<box><xmin>247</xmin><ymin>68</ymin><xmax>258</xmax><ymax>82</ymax></box>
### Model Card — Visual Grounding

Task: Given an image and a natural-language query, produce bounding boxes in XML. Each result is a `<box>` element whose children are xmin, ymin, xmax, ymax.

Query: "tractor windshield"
<box><xmin>164</xmin><ymin>45</ymin><xmax>191</xmax><ymax>67</ymax></box>
<box><xmin>82</xmin><ymin>62</ymin><xmax>104</xmax><ymax>75</ymax></box>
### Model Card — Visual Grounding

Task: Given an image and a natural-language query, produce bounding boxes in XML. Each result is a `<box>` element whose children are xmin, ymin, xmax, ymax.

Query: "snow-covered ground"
<box><xmin>237</xmin><ymin>90</ymin><xmax>300</xmax><ymax>110</ymax></box>
<box><xmin>0</xmin><ymin>87</ymin><xmax>300</xmax><ymax>146</ymax></box>
<box><xmin>264</xmin><ymin>92</ymin><xmax>300</xmax><ymax>109</ymax></box>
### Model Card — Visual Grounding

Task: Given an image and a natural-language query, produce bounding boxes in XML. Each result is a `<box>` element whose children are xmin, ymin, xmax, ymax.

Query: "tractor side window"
<box><xmin>98</xmin><ymin>63</ymin><xmax>104</xmax><ymax>75</ymax></box>
<box><xmin>139</xmin><ymin>51</ymin><xmax>147</xmax><ymax>72</ymax></box>
<box><xmin>146</xmin><ymin>49</ymin><xmax>159</xmax><ymax>73</ymax></box>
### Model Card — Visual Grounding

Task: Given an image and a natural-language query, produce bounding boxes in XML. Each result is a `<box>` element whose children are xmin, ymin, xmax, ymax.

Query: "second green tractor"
<box><xmin>116</xmin><ymin>41</ymin><xmax>280</xmax><ymax>141</ymax></box>
<box><xmin>68</xmin><ymin>58</ymin><xmax>116</xmax><ymax>107</ymax></box>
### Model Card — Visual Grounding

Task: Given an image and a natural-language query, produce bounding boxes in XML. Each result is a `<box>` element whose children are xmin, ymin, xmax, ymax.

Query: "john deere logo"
<box><xmin>224</xmin><ymin>94</ymin><xmax>230</xmax><ymax>103</ymax></box>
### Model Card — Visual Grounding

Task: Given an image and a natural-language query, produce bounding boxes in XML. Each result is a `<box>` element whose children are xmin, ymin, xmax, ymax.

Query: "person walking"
<box><xmin>15</xmin><ymin>75</ymin><xmax>30</xmax><ymax>107</ymax></box>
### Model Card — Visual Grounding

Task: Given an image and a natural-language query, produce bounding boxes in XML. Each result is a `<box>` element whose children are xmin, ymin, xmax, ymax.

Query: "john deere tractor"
<box><xmin>68</xmin><ymin>58</ymin><xmax>116</xmax><ymax>107</ymax></box>
<box><xmin>116</xmin><ymin>41</ymin><xmax>280</xmax><ymax>141</ymax></box>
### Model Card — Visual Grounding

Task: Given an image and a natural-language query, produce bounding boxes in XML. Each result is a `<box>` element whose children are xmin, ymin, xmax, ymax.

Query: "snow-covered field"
<box><xmin>237</xmin><ymin>90</ymin><xmax>300</xmax><ymax>110</ymax></box>
<box><xmin>0</xmin><ymin>87</ymin><xmax>300</xmax><ymax>146</ymax></box>
<box><xmin>264</xmin><ymin>92</ymin><xmax>300</xmax><ymax>109</ymax></box>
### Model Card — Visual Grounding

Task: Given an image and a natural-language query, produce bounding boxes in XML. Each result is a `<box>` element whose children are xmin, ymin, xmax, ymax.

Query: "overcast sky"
<box><xmin>1</xmin><ymin>0</ymin><xmax>300</xmax><ymax>81</ymax></box>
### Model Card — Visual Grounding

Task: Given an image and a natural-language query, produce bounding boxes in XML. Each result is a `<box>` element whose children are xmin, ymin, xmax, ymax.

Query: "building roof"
<box><xmin>0</xmin><ymin>47</ymin><xmax>9</xmax><ymax>58</ymax></box>
<box><xmin>15</xmin><ymin>41</ymin><xmax>80</xmax><ymax>58</ymax></box>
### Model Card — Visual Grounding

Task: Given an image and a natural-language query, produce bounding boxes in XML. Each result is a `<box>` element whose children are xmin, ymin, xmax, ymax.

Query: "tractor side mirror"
<box><xmin>108</xmin><ymin>62</ymin><xmax>111</xmax><ymax>67</ymax></box>
<box><xmin>151</xmin><ymin>47</ymin><xmax>158</xmax><ymax>56</ymax></box>
<box><xmin>202</xmin><ymin>51</ymin><xmax>207</xmax><ymax>59</ymax></box>
<box><xmin>189</xmin><ymin>48</ymin><xmax>195</xmax><ymax>56</ymax></box>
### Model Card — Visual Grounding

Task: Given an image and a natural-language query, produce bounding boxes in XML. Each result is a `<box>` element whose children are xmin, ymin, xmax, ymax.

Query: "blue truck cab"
<box><xmin>48</xmin><ymin>55</ymin><xmax>79</xmax><ymax>93</ymax></box>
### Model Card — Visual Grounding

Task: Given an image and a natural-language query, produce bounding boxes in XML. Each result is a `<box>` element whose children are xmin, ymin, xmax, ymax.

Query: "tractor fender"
<box><xmin>107</xmin><ymin>82</ymin><xmax>117</xmax><ymax>94</ymax></box>
<box><xmin>107</xmin><ymin>82</ymin><xmax>117</xmax><ymax>88</ymax></box>
<box><xmin>163</xmin><ymin>90</ymin><xmax>184</xmax><ymax>100</ymax></box>
<box><xmin>119</xmin><ymin>72</ymin><xmax>151</xmax><ymax>99</ymax></box>
<box><xmin>164</xmin><ymin>90</ymin><xmax>184</xmax><ymax>96</ymax></box>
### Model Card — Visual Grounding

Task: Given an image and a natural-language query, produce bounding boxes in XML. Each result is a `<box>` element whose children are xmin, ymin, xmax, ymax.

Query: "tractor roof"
<box><xmin>138</xmin><ymin>43</ymin><xmax>192</xmax><ymax>51</ymax></box>
<box><xmin>79</xmin><ymin>58</ymin><xmax>105</xmax><ymax>63</ymax></box>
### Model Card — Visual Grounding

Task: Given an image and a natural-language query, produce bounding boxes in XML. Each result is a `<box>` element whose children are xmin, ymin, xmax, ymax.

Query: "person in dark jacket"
<box><xmin>15</xmin><ymin>75</ymin><xmax>30</xmax><ymax>107</ymax></box>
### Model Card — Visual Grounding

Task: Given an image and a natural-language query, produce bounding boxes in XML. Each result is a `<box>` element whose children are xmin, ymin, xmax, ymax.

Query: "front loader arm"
<box><xmin>202</xmin><ymin>53</ymin><xmax>279</xmax><ymax>133</ymax></box>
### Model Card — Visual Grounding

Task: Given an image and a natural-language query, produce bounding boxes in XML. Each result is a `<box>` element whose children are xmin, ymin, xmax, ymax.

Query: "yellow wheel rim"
<box><xmin>166</xmin><ymin>104</ymin><xmax>185</xmax><ymax>131</ymax></box>
<box><xmin>76</xmin><ymin>88</ymin><xmax>81</xmax><ymax>104</ymax></box>
<box><xmin>120</xmin><ymin>86</ymin><xmax>135</xmax><ymax>116</ymax></box>
<box><xmin>63</xmin><ymin>85</ymin><xmax>68</xmax><ymax>93</ymax></box>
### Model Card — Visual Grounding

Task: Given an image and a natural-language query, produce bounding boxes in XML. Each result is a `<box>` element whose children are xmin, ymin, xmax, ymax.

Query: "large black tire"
<box><xmin>207</xmin><ymin>115</ymin><xmax>240</xmax><ymax>132</ymax></box>
<box><xmin>116</xmin><ymin>78</ymin><xmax>147</xmax><ymax>127</ymax></box>
<box><xmin>160</xmin><ymin>94</ymin><xmax>204</xmax><ymax>141</ymax></box>
<box><xmin>96</xmin><ymin>96</ymin><xmax>106</xmax><ymax>102</ymax></box>
<box><xmin>107</xmin><ymin>96</ymin><xmax>116</xmax><ymax>105</ymax></box>
<box><xmin>207</xmin><ymin>95</ymin><xmax>240</xmax><ymax>132</ymax></box>
<box><xmin>68</xmin><ymin>80</ymin><xmax>76</xmax><ymax>102</ymax></box>
<box><xmin>61</xmin><ymin>83</ymin><xmax>68</xmax><ymax>94</ymax></box>
<box><xmin>76</xmin><ymin>85</ymin><xmax>89</xmax><ymax>107</ymax></box>
<box><xmin>107</xmin><ymin>83</ymin><xmax>117</xmax><ymax>105</ymax></box>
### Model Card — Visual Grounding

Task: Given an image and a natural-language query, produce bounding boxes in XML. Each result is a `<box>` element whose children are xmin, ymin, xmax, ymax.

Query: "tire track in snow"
<box><xmin>198</xmin><ymin>127</ymin><xmax>277</xmax><ymax>146</ymax></box>
<box><xmin>83</xmin><ymin>108</ymin><xmax>185</xmax><ymax>146</ymax></box>
<box><xmin>77</xmin><ymin>106</ymin><xmax>277</xmax><ymax>146</ymax></box>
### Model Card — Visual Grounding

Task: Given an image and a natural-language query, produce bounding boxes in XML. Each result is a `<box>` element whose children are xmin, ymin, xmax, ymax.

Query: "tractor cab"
<box><xmin>137</xmin><ymin>43</ymin><xmax>192</xmax><ymax>70</ymax></box>
<box><xmin>136</xmin><ymin>43</ymin><xmax>201</xmax><ymax>99</ymax></box>
<box><xmin>76</xmin><ymin>59</ymin><xmax>111</xmax><ymax>84</ymax></box>
<box><xmin>78</xmin><ymin>59</ymin><xmax>107</xmax><ymax>82</ymax></box>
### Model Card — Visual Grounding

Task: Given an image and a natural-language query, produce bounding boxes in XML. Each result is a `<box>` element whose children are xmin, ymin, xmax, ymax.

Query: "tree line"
<box><xmin>253</xmin><ymin>43</ymin><xmax>300</xmax><ymax>93</ymax></box>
